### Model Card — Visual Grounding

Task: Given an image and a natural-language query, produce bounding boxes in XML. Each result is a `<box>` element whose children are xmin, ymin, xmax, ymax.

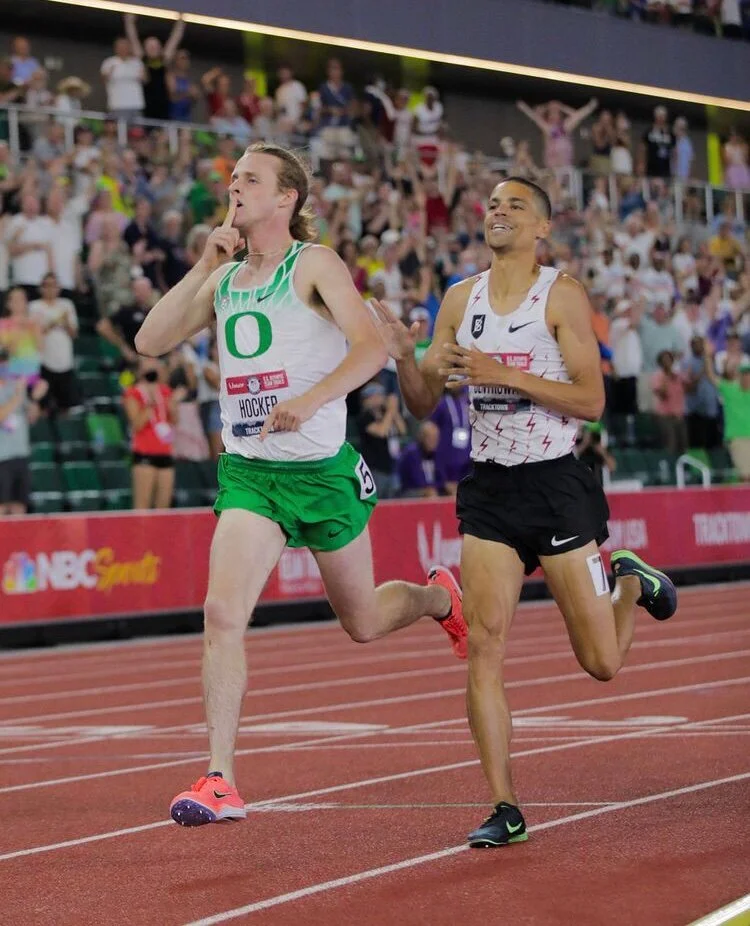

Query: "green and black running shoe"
<box><xmin>467</xmin><ymin>802</ymin><xmax>528</xmax><ymax>848</ymax></box>
<box><xmin>610</xmin><ymin>550</ymin><xmax>678</xmax><ymax>621</ymax></box>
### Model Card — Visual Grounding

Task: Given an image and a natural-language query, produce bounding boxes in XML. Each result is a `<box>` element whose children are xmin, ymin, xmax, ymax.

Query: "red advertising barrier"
<box><xmin>1</xmin><ymin>487</ymin><xmax>749</xmax><ymax>627</ymax></box>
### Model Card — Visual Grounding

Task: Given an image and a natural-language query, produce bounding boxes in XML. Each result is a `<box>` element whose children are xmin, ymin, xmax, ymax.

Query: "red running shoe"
<box><xmin>428</xmin><ymin>565</ymin><xmax>468</xmax><ymax>660</ymax></box>
<box><xmin>170</xmin><ymin>773</ymin><xmax>246</xmax><ymax>826</ymax></box>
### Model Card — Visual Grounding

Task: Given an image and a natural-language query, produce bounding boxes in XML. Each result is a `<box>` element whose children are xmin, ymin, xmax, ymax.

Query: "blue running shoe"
<box><xmin>610</xmin><ymin>550</ymin><xmax>677</xmax><ymax>621</ymax></box>
<box><xmin>468</xmin><ymin>802</ymin><xmax>528</xmax><ymax>848</ymax></box>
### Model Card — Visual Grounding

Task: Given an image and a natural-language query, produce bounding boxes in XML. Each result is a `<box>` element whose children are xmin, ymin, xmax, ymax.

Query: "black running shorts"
<box><xmin>456</xmin><ymin>453</ymin><xmax>610</xmax><ymax>575</ymax></box>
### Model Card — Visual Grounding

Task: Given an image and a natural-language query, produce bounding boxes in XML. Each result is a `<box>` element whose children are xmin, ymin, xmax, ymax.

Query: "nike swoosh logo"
<box><xmin>550</xmin><ymin>535</ymin><xmax>579</xmax><ymax>547</ymax></box>
<box><xmin>327</xmin><ymin>526</ymin><xmax>347</xmax><ymax>539</ymax></box>
<box><xmin>213</xmin><ymin>790</ymin><xmax>233</xmax><ymax>799</ymax></box>
<box><xmin>633</xmin><ymin>568</ymin><xmax>661</xmax><ymax>595</ymax></box>
<box><xmin>506</xmin><ymin>821</ymin><xmax>524</xmax><ymax>834</ymax></box>
<box><xmin>508</xmin><ymin>321</ymin><xmax>536</xmax><ymax>334</ymax></box>
<box><xmin>257</xmin><ymin>292</ymin><xmax>272</xmax><ymax>302</ymax></box>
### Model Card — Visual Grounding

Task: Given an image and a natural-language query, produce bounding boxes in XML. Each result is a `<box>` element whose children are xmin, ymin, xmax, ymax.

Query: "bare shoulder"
<box><xmin>296</xmin><ymin>242</ymin><xmax>342</xmax><ymax>273</ymax></box>
<box><xmin>548</xmin><ymin>272</ymin><xmax>592</xmax><ymax>325</ymax></box>
<box><xmin>439</xmin><ymin>274</ymin><xmax>482</xmax><ymax>329</ymax></box>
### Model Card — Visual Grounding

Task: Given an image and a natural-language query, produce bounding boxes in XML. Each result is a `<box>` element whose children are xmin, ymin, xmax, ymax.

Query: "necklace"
<box><xmin>244</xmin><ymin>244</ymin><xmax>291</xmax><ymax>258</ymax></box>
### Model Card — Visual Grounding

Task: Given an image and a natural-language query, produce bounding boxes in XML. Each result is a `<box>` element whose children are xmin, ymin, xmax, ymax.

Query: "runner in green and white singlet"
<box><xmin>135</xmin><ymin>142</ymin><xmax>468</xmax><ymax>830</ymax></box>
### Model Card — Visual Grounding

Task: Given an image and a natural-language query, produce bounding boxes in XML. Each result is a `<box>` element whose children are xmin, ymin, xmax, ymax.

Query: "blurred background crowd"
<box><xmin>0</xmin><ymin>10</ymin><xmax>748</xmax><ymax>516</ymax></box>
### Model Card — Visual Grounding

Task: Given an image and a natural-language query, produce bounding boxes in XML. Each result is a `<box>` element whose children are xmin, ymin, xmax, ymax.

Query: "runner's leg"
<box><xmin>461</xmin><ymin>534</ymin><xmax>525</xmax><ymax>805</ymax></box>
<box><xmin>312</xmin><ymin>527</ymin><xmax>451</xmax><ymax>643</ymax></box>
<box><xmin>203</xmin><ymin>509</ymin><xmax>286</xmax><ymax>783</ymax></box>
<box><xmin>540</xmin><ymin>541</ymin><xmax>641</xmax><ymax>679</ymax></box>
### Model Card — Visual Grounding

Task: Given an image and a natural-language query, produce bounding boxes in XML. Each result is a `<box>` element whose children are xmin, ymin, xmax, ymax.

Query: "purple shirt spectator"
<box><xmin>430</xmin><ymin>391</ymin><xmax>472</xmax><ymax>485</ymax></box>
<box><xmin>397</xmin><ymin>421</ymin><xmax>445</xmax><ymax>496</ymax></box>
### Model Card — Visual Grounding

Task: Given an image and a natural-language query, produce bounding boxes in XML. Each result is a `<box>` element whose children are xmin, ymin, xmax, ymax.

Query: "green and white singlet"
<box><xmin>214</xmin><ymin>241</ymin><xmax>347</xmax><ymax>462</ymax></box>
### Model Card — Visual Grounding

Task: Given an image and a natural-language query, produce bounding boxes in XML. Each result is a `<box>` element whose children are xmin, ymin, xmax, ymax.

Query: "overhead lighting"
<box><xmin>48</xmin><ymin>0</ymin><xmax>750</xmax><ymax>111</ymax></box>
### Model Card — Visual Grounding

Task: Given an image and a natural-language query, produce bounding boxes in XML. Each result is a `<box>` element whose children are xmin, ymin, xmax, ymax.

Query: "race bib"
<box><xmin>225</xmin><ymin>370</ymin><xmax>289</xmax><ymax>438</ymax></box>
<box><xmin>472</xmin><ymin>352</ymin><xmax>531</xmax><ymax>414</ymax></box>
<box><xmin>153</xmin><ymin>421</ymin><xmax>172</xmax><ymax>442</ymax></box>
<box><xmin>355</xmin><ymin>455</ymin><xmax>376</xmax><ymax>500</ymax></box>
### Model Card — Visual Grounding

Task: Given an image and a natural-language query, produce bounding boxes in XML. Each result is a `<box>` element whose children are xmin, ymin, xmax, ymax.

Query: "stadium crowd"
<box><xmin>549</xmin><ymin>0</ymin><xmax>750</xmax><ymax>39</ymax></box>
<box><xmin>0</xmin><ymin>21</ymin><xmax>748</xmax><ymax>515</ymax></box>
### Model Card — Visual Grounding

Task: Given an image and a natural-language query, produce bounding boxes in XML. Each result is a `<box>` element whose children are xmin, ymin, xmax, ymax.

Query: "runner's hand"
<box><xmin>438</xmin><ymin>344</ymin><xmax>511</xmax><ymax>389</ymax></box>
<box><xmin>199</xmin><ymin>201</ymin><xmax>244</xmax><ymax>272</ymax></box>
<box><xmin>370</xmin><ymin>299</ymin><xmax>420</xmax><ymax>361</ymax></box>
<box><xmin>259</xmin><ymin>394</ymin><xmax>319</xmax><ymax>441</ymax></box>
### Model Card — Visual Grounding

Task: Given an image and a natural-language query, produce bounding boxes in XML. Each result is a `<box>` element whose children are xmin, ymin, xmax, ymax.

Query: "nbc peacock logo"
<box><xmin>2</xmin><ymin>553</ymin><xmax>38</xmax><ymax>594</ymax></box>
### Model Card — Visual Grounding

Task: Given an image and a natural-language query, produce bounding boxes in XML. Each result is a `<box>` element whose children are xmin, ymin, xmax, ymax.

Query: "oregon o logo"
<box><xmin>225</xmin><ymin>312</ymin><xmax>273</xmax><ymax>360</ymax></box>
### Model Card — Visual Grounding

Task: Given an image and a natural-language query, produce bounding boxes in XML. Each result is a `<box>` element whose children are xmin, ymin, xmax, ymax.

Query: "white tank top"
<box><xmin>455</xmin><ymin>266</ymin><xmax>579</xmax><ymax>466</ymax></box>
<box><xmin>215</xmin><ymin>242</ymin><xmax>347</xmax><ymax>461</ymax></box>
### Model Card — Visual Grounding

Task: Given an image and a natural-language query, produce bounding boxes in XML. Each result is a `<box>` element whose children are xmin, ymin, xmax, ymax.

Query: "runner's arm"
<box><xmin>516</xmin><ymin>276</ymin><xmax>605</xmax><ymax>421</ymax></box>
<box><xmin>136</xmin><ymin>208</ymin><xmax>241</xmax><ymax>357</ymax></box>
<box><xmin>395</xmin><ymin>283</ymin><xmax>464</xmax><ymax>419</ymax></box>
<box><xmin>302</xmin><ymin>247</ymin><xmax>388</xmax><ymax>409</ymax></box>
<box><xmin>134</xmin><ymin>262</ymin><xmax>221</xmax><ymax>357</ymax></box>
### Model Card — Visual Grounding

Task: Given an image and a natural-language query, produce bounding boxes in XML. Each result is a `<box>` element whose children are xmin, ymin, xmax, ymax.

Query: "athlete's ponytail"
<box><xmin>245</xmin><ymin>142</ymin><xmax>318</xmax><ymax>242</ymax></box>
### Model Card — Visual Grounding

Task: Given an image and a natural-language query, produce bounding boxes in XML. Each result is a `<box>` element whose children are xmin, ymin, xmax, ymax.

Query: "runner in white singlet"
<box><xmin>373</xmin><ymin>176</ymin><xmax>677</xmax><ymax>848</ymax></box>
<box><xmin>136</xmin><ymin>142</ymin><xmax>468</xmax><ymax>829</ymax></box>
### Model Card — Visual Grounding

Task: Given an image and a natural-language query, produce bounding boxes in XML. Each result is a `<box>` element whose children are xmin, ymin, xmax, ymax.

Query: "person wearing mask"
<box><xmin>123</xmin><ymin>356</ymin><xmax>185</xmax><ymax>508</ymax></box>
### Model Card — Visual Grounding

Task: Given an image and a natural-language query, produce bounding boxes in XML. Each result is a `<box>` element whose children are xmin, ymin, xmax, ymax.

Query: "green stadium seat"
<box><xmin>198</xmin><ymin>459</ymin><xmax>218</xmax><ymax>505</ymax></box>
<box><xmin>708</xmin><ymin>446</ymin><xmax>737</xmax><ymax>484</ymax></box>
<box><xmin>97</xmin><ymin>461</ymin><xmax>132</xmax><ymax>510</ymax></box>
<box><xmin>76</xmin><ymin>334</ymin><xmax>102</xmax><ymax>359</ymax></box>
<box><xmin>75</xmin><ymin>355</ymin><xmax>101</xmax><ymax>375</ymax></box>
<box><xmin>86</xmin><ymin>412</ymin><xmax>128</xmax><ymax>460</ymax></box>
<box><xmin>29</xmin><ymin>462</ymin><xmax>64</xmax><ymax>512</ymax></box>
<box><xmin>29</xmin><ymin>417</ymin><xmax>55</xmax><ymax>446</ymax></box>
<box><xmin>173</xmin><ymin>460</ymin><xmax>206</xmax><ymax>508</ymax></box>
<box><xmin>634</xmin><ymin>413</ymin><xmax>660</xmax><ymax>449</ymax></box>
<box><xmin>61</xmin><ymin>461</ymin><xmax>102</xmax><ymax>511</ymax></box>
<box><xmin>56</xmin><ymin>415</ymin><xmax>90</xmax><ymax>460</ymax></box>
<box><xmin>30</xmin><ymin>443</ymin><xmax>56</xmax><ymax>464</ymax></box>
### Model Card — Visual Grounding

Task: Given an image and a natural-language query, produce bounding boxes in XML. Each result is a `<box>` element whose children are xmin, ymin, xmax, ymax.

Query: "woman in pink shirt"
<box><xmin>651</xmin><ymin>350</ymin><xmax>688</xmax><ymax>455</ymax></box>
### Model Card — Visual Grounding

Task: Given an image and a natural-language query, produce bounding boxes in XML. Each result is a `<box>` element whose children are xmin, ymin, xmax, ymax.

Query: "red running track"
<box><xmin>0</xmin><ymin>583</ymin><xmax>749</xmax><ymax>925</ymax></box>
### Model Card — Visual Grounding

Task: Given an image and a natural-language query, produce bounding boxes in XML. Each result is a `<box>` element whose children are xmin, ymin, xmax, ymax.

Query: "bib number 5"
<box><xmin>355</xmin><ymin>456</ymin><xmax>376</xmax><ymax>500</ymax></box>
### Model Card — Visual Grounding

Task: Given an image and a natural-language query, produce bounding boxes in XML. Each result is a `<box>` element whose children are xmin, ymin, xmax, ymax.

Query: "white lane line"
<box><xmin>183</xmin><ymin>769</ymin><xmax>750</xmax><ymax>925</ymax></box>
<box><xmin>1</xmin><ymin>644</ymin><xmax>747</xmax><ymax>740</ymax></box>
<box><xmin>0</xmin><ymin>673</ymin><xmax>747</xmax><ymax>792</ymax></box>
<box><xmin>0</xmin><ymin>705</ymin><xmax>745</xmax><ymax>862</ymax></box>
<box><xmin>4</xmin><ymin>622</ymin><xmax>748</xmax><ymax>702</ymax></box>
<box><xmin>687</xmin><ymin>893</ymin><xmax>750</xmax><ymax>926</ymax></box>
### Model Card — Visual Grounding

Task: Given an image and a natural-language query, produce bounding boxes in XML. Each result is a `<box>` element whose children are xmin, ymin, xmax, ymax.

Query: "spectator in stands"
<box><xmin>609</xmin><ymin>300</ymin><xmax>643</xmax><ymax>441</ymax></box>
<box><xmin>652</xmin><ymin>348</ymin><xmax>688</xmax><ymax>454</ymax></box>
<box><xmin>722</xmin><ymin>129</ymin><xmax>750</xmax><ymax>190</ymax></box>
<box><xmin>516</xmin><ymin>97</ymin><xmax>598</xmax><ymax>172</ymax></box>
<box><xmin>159</xmin><ymin>210</ymin><xmax>189</xmax><ymax>290</ymax></box>
<box><xmin>96</xmin><ymin>275</ymin><xmax>155</xmax><ymax>370</ymax></box>
<box><xmin>237</xmin><ymin>76</ymin><xmax>261</xmax><ymax>125</ymax></box>
<box><xmin>640</xmin><ymin>105</ymin><xmax>675</xmax><ymax>178</ymax></box>
<box><xmin>356</xmin><ymin>380</ymin><xmax>404</xmax><ymax>498</ymax></box>
<box><xmin>338</xmin><ymin>240</ymin><xmax>367</xmax><ymax>294</ymax></box>
<box><xmin>429</xmin><ymin>386</ymin><xmax>471</xmax><ymax>496</ymax></box>
<box><xmin>709</xmin><ymin>220</ymin><xmax>744</xmax><ymax>272</ymax></box>
<box><xmin>10</xmin><ymin>37</ymin><xmax>39</xmax><ymax>88</ymax></box>
<box><xmin>684</xmin><ymin>335</ymin><xmax>721</xmax><ymax>448</ymax></box>
<box><xmin>0</xmin><ymin>287</ymin><xmax>41</xmax><ymax>383</ymax></box>
<box><xmin>29</xmin><ymin>272</ymin><xmax>80</xmax><ymax>414</ymax></box>
<box><xmin>124</xmin><ymin>12</ymin><xmax>185</xmax><ymax>122</ymax></box>
<box><xmin>165</xmin><ymin>347</ymin><xmax>208</xmax><ymax>462</ymax></box>
<box><xmin>589</xmin><ymin>109</ymin><xmax>616</xmax><ymax>174</ymax></box>
<box><xmin>6</xmin><ymin>193</ymin><xmax>53</xmax><ymax>297</ymax></box>
<box><xmin>211</xmin><ymin>99</ymin><xmax>252</xmax><ymax>145</ymax></box>
<box><xmin>123</xmin><ymin>198</ymin><xmax>164</xmax><ymax>288</ymax></box>
<box><xmin>715</xmin><ymin>330</ymin><xmax>750</xmax><ymax>377</ymax></box>
<box><xmin>274</xmin><ymin>65</ymin><xmax>308</xmax><ymax>127</ymax></box>
<box><xmin>55</xmin><ymin>76</ymin><xmax>91</xmax><ymax>124</ymax></box>
<box><xmin>672</xmin><ymin>117</ymin><xmax>694</xmax><ymax>181</ymax></box>
<box><xmin>123</xmin><ymin>355</ymin><xmax>184</xmax><ymax>509</ymax></box>
<box><xmin>318</xmin><ymin>58</ymin><xmax>355</xmax><ymax>161</ymax></box>
<box><xmin>706</xmin><ymin>350</ymin><xmax>750</xmax><ymax>481</ymax></box>
<box><xmin>0</xmin><ymin>344</ymin><xmax>47</xmax><ymax>515</ymax></box>
<box><xmin>201</xmin><ymin>67</ymin><xmax>232</xmax><ymax>118</ymax></box>
<box><xmin>575</xmin><ymin>422</ymin><xmax>616</xmax><ymax>485</ymax></box>
<box><xmin>100</xmin><ymin>33</ymin><xmax>145</xmax><ymax>121</ymax></box>
<box><xmin>397</xmin><ymin>420</ymin><xmax>444</xmax><ymax>497</ymax></box>
<box><xmin>87</xmin><ymin>213</ymin><xmax>133</xmax><ymax>320</ymax></box>
<box><xmin>166</xmin><ymin>49</ymin><xmax>198</xmax><ymax>123</ymax></box>
<box><xmin>182</xmin><ymin>329</ymin><xmax>222</xmax><ymax>461</ymax></box>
